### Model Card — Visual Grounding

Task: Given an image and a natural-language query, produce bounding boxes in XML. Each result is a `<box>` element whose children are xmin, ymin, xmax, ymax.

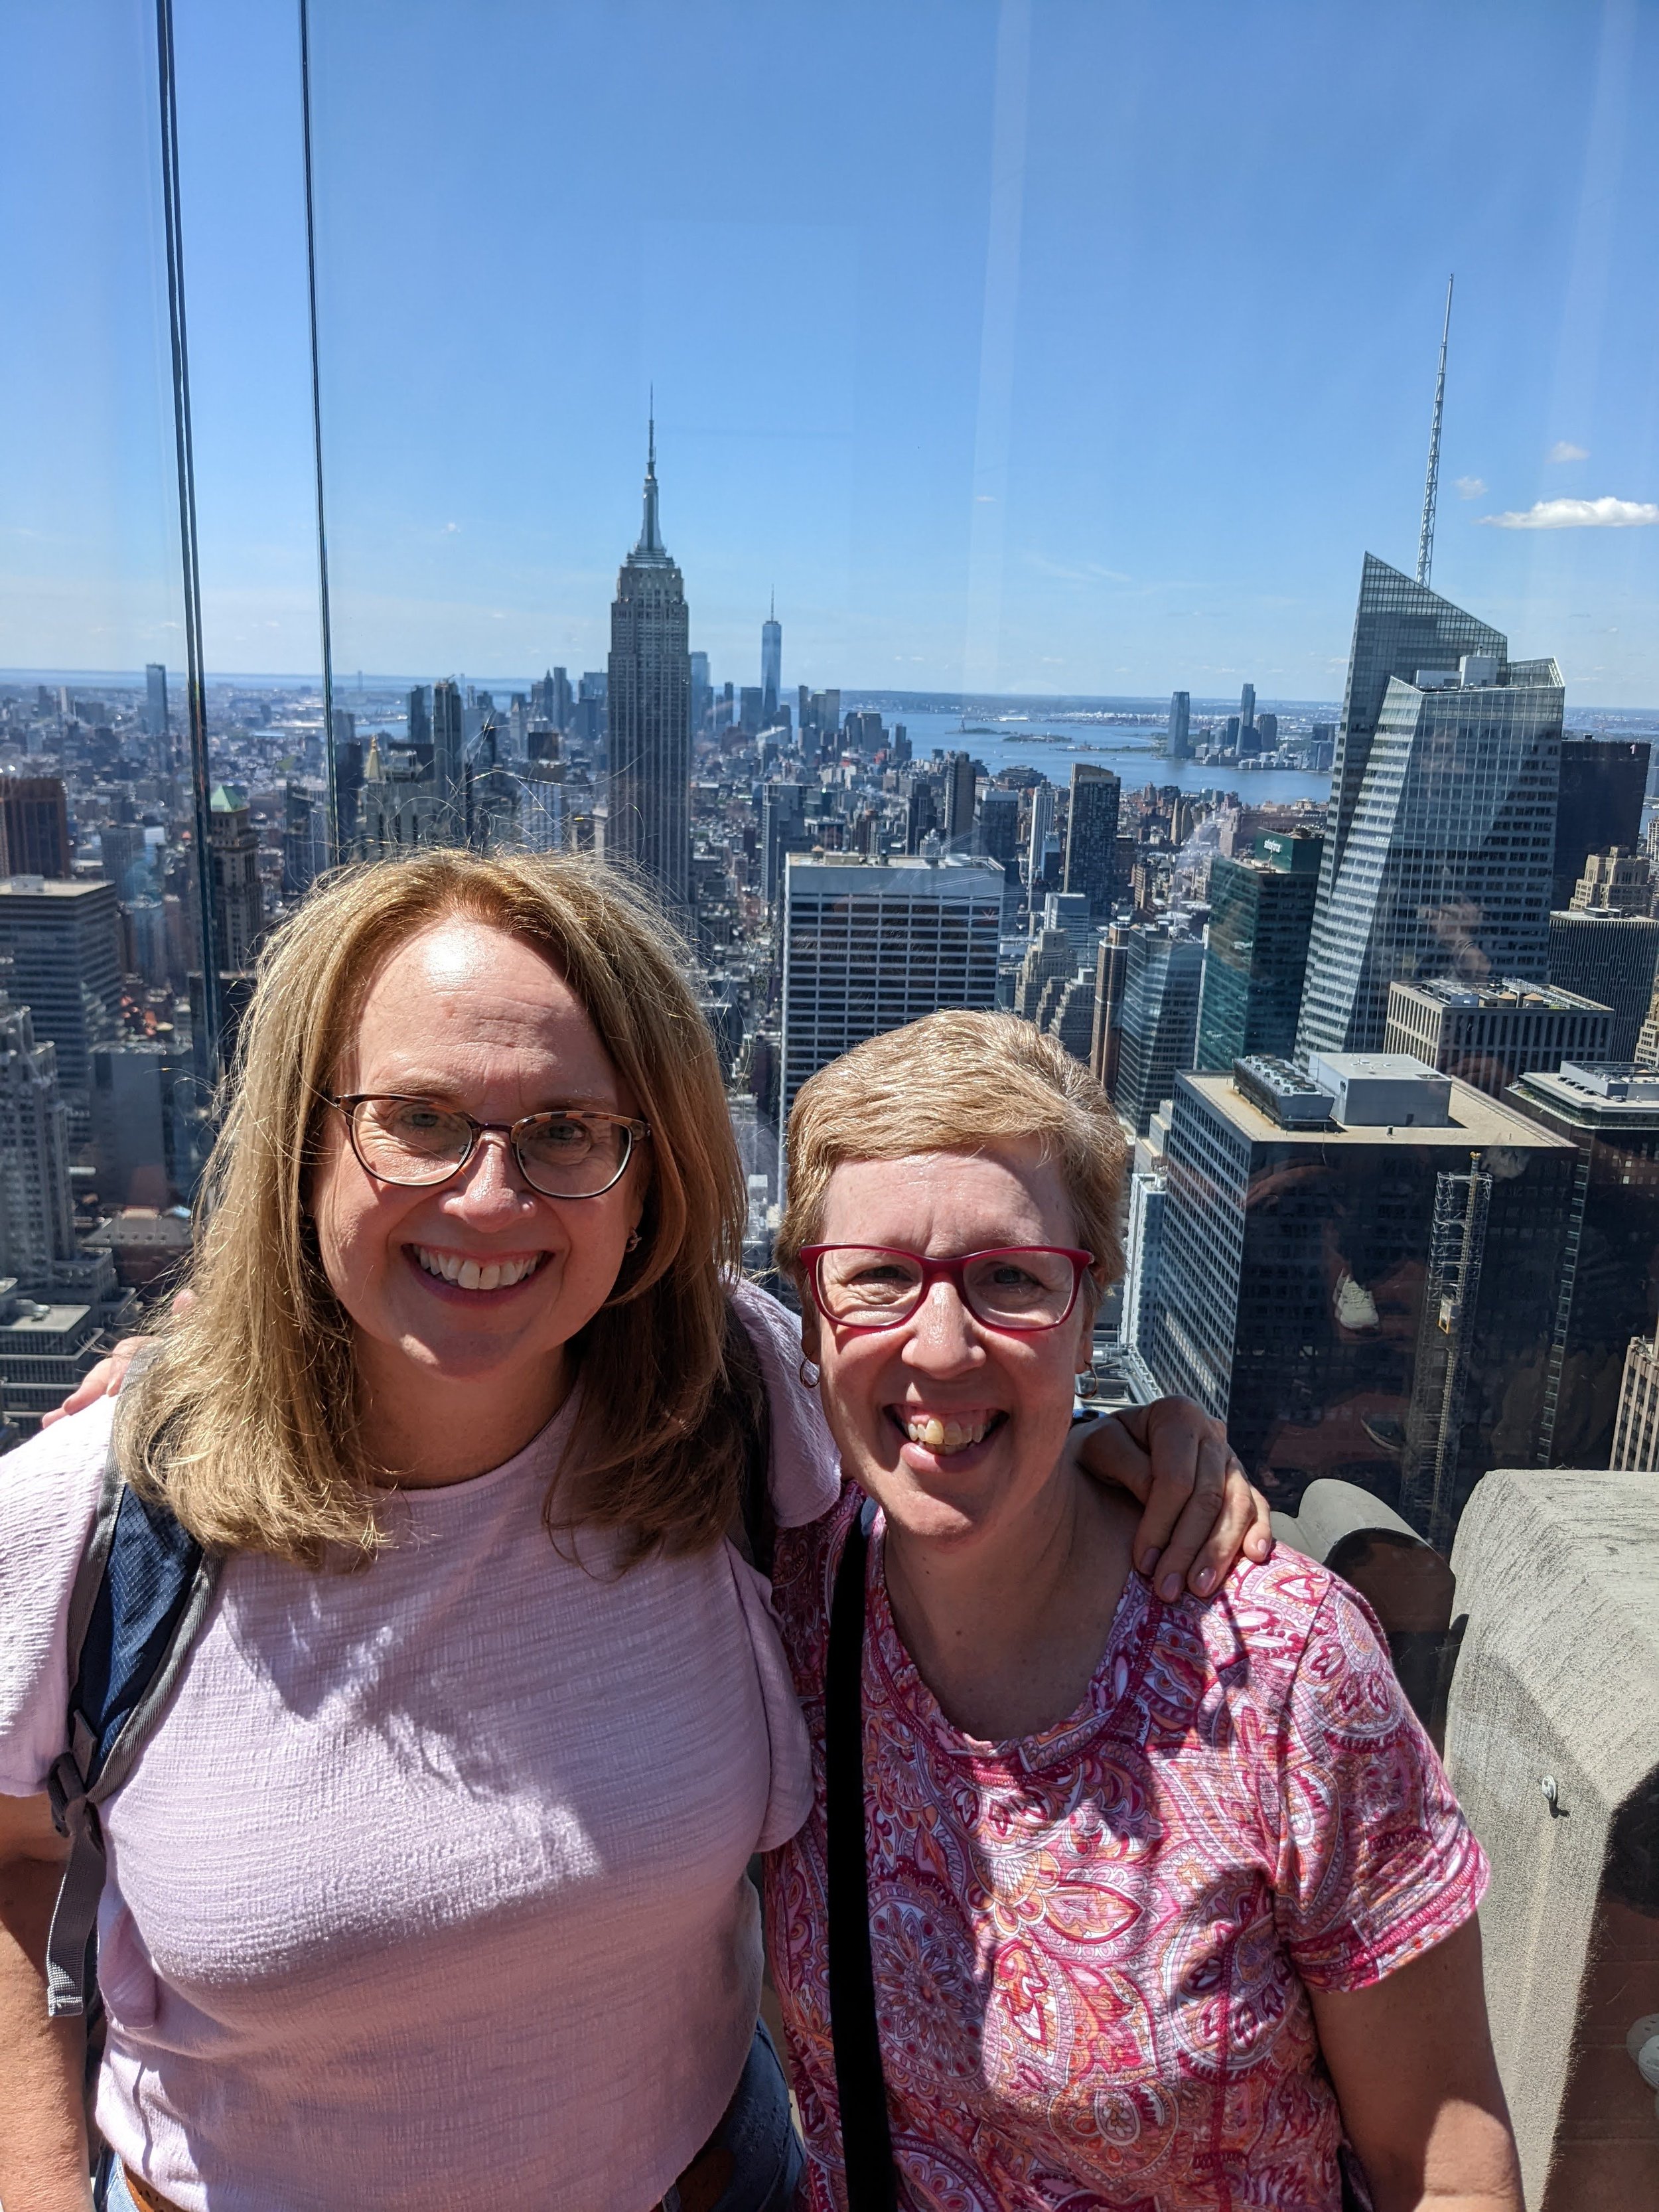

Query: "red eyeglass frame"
<box><xmin>796</xmin><ymin>1244</ymin><xmax>1096</xmax><ymax>1333</ymax></box>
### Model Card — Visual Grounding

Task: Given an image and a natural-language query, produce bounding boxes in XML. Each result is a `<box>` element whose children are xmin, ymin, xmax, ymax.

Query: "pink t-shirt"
<box><xmin>764</xmin><ymin>1483</ymin><xmax>1488</xmax><ymax>2211</ymax></box>
<box><xmin>0</xmin><ymin>1282</ymin><xmax>839</xmax><ymax>2212</ymax></box>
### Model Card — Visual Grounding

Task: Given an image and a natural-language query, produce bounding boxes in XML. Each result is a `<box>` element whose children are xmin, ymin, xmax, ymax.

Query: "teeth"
<box><xmin>415</xmin><ymin>1248</ymin><xmax>540</xmax><ymax>1291</ymax></box>
<box><xmin>902</xmin><ymin>1414</ymin><xmax>991</xmax><ymax>1453</ymax></box>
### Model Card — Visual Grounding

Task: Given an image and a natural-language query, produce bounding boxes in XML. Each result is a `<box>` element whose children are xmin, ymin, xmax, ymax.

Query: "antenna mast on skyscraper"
<box><xmin>1416</xmin><ymin>275</ymin><xmax>1454</xmax><ymax>588</ymax></box>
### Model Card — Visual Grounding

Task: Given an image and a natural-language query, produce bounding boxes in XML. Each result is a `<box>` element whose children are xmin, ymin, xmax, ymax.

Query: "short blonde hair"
<box><xmin>119</xmin><ymin>849</ymin><xmax>753</xmax><ymax>1568</ymax></box>
<box><xmin>776</xmin><ymin>1011</ymin><xmax>1127</xmax><ymax>1294</ymax></box>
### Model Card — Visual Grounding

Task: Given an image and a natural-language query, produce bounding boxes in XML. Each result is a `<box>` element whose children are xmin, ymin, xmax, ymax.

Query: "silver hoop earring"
<box><xmin>624</xmin><ymin>1230</ymin><xmax>640</xmax><ymax>1252</ymax></box>
<box><xmin>798</xmin><ymin>1356</ymin><xmax>821</xmax><ymax>1390</ymax></box>
<box><xmin>1075</xmin><ymin>1364</ymin><xmax>1100</xmax><ymax>1400</ymax></box>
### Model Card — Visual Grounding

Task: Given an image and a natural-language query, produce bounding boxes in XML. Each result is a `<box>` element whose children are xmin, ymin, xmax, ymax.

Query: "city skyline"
<box><xmin>7</xmin><ymin>3</ymin><xmax>1659</xmax><ymax>702</ymax></box>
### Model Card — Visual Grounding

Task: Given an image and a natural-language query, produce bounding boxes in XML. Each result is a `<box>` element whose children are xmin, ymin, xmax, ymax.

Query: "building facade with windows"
<box><xmin>1297</xmin><ymin>640</ymin><xmax>1562</xmax><ymax>1056</ymax></box>
<box><xmin>1546</xmin><ymin>907</ymin><xmax>1659</xmax><ymax>1061</ymax></box>
<box><xmin>1195</xmin><ymin>834</ymin><xmax>1321</xmax><ymax>1071</ymax></box>
<box><xmin>778</xmin><ymin>853</ymin><xmax>1003</xmax><ymax>1144</ymax></box>
<box><xmin>1505</xmin><ymin>1062</ymin><xmax>1659</xmax><ymax>1470</ymax></box>
<box><xmin>1384</xmin><ymin>978</ymin><xmax>1613</xmax><ymax>1100</ymax></box>
<box><xmin>1110</xmin><ymin>920</ymin><xmax>1204</xmax><ymax>1136</ymax></box>
<box><xmin>1147</xmin><ymin>1057</ymin><xmax>1576</xmax><ymax>1543</ymax></box>
<box><xmin>607</xmin><ymin>424</ymin><xmax>691</xmax><ymax>913</ymax></box>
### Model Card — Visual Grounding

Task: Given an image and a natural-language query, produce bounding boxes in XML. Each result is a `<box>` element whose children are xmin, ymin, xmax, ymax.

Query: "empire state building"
<box><xmin>607</xmin><ymin>419</ymin><xmax>690</xmax><ymax>913</ymax></box>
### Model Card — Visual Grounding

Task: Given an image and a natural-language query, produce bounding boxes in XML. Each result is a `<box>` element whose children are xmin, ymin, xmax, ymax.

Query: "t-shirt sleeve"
<box><xmin>729</xmin><ymin>1276</ymin><xmax>842</xmax><ymax>1529</ymax></box>
<box><xmin>0</xmin><ymin>1398</ymin><xmax>115</xmax><ymax>1797</ymax></box>
<box><xmin>1271</xmin><ymin>1575</ymin><xmax>1488</xmax><ymax>1991</ymax></box>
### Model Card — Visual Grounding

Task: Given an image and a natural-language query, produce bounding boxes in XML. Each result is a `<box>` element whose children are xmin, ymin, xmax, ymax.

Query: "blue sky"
<box><xmin>5</xmin><ymin>0</ymin><xmax>1658</xmax><ymax>705</ymax></box>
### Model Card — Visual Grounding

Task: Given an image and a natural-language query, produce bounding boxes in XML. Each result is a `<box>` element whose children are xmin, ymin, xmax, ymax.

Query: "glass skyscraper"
<box><xmin>1296</xmin><ymin>555</ymin><xmax>1561</xmax><ymax>1057</ymax></box>
<box><xmin>607</xmin><ymin>422</ymin><xmax>691</xmax><ymax>913</ymax></box>
<box><xmin>1110</xmin><ymin>920</ymin><xmax>1204</xmax><ymax>1135</ymax></box>
<box><xmin>1196</xmin><ymin>833</ymin><xmax>1321</xmax><ymax>1070</ymax></box>
<box><xmin>761</xmin><ymin>601</ymin><xmax>782</xmax><ymax>724</ymax></box>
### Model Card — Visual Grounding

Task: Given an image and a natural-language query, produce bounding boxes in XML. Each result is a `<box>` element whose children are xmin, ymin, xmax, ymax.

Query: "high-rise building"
<box><xmin>1023</xmin><ymin>781</ymin><xmax>1056</xmax><ymax>889</ymax></box>
<box><xmin>1547</xmin><ymin>909</ymin><xmax>1659</xmax><ymax>1061</ymax></box>
<box><xmin>1299</xmin><ymin>554</ymin><xmax>1515</xmax><ymax>1055</ymax></box>
<box><xmin>1611</xmin><ymin>1325</ymin><xmax>1659</xmax><ymax>1469</ymax></box>
<box><xmin>1062</xmin><ymin>764</ymin><xmax>1121</xmax><ymax>915</ymax></box>
<box><xmin>942</xmin><ymin>752</ymin><xmax>975</xmax><ymax>847</ymax></box>
<box><xmin>406</xmin><ymin>686</ymin><xmax>431</xmax><ymax>747</ymax></box>
<box><xmin>1110</xmin><ymin>920</ymin><xmax>1204</xmax><ymax>1135</ymax></box>
<box><xmin>431</xmin><ymin>680</ymin><xmax>465</xmax><ymax>828</ymax></box>
<box><xmin>0</xmin><ymin>986</ymin><xmax>74</xmax><ymax>1284</ymax></box>
<box><xmin>761</xmin><ymin>601</ymin><xmax>782</xmax><ymax>725</ymax></box>
<box><xmin>1384</xmin><ymin>979</ymin><xmax>1613</xmax><ymax>1098</ymax></box>
<box><xmin>145</xmin><ymin>663</ymin><xmax>169</xmax><ymax>744</ymax></box>
<box><xmin>1552</xmin><ymin>738</ymin><xmax>1650</xmax><ymax>911</ymax></box>
<box><xmin>1013</xmin><ymin>928</ymin><xmax>1076</xmax><ymax>1022</ymax></box>
<box><xmin>1505</xmin><ymin>1061</ymin><xmax>1659</xmax><ymax>1470</ymax></box>
<box><xmin>1168</xmin><ymin>692</ymin><xmax>1191</xmax><ymax>761</ymax></box>
<box><xmin>975</xmin><ymin>788</ymin><xmax>1020</xmax><ymax>868</ymax></box>
<box><xmin>1237</xmin><ymin>683</ymin><xmax>1258</xmax><ymax>758</ymax></box>
<box><xmin>1148</xmin><ymin>1056</ymin><xmax>1577</xmax><ymax>1543</ymax></box>
<box><xmin>1196</xmin><ymin>834</ymin><xmax>1321</xmax><ymax>1070</ymax></box>
<box><xmin>283</xmin><ymin>784</ymin><xmax>325</xmax><ymax>900</ymax></box>
<box><xmin>0</xmin><ymin>778</ymin><xmax>72</xmax><ymax>879</ymax></box>
<box><xmin>690</xmin><ymin>651</ymin><xmax>711</xmax><ymax>737</ymax></box>
<box><xmin>1569</xmin><ymin>846</ymin><xmax>1652</xmax><ymax>915</ymax></box>
<box><xmin>778</xmin><ymin>853</ymin><xmax>1002</xmax><ymax>1144</ymax></box>
<box><xmin>99</xmin><ymin>824</ymin><xmax>148</xmax><ymax>899</ymax></box>
<box><xmin>206</xmin><ymin>786</ymin><xmax>265</xmax><ymax>973</ymax></box>
<box><xmin>1089</xmin><ymin>926</ymin><xmax>1129</xmax><ymax>1094</ymax></box>
<box><xmin>0</xmin><ymin>878</ymin><xmax>121</xmax><ymax>1106</ymax></box>
<box><xmin>1296</xmin><ymin>565</ymin><xmax>1560</xmax><ymax>1056</ymax></box>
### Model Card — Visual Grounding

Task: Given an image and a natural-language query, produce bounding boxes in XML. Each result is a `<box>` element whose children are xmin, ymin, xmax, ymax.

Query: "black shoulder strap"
<box><xmin>45</xmin><ymin>1449</ymin><xmax>219</xmax><ymax>2018</ymax></box>
<box><xmin>826</xmin><ymin>1494</ymin><xmax>897</xmax><ymax>2209</ymax></box>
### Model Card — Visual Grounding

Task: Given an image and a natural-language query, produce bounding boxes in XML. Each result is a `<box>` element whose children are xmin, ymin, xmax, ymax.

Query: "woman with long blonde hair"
<box><xmin>0</xmin><ymin>850</ymin><xmax>1262</xmax><ymax>2212</ymax></box>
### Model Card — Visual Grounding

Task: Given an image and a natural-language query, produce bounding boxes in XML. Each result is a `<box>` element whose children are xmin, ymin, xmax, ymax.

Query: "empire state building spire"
<box><xmin>635</xmin><ymin>402</ymin><xmax>668</xmax><ymax>561</ymax></box>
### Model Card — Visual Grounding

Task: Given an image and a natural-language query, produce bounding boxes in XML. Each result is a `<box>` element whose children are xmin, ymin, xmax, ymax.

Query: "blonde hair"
<box><xmin>119</xmin><ymin>849</ymin><xmax>752</xmax><ymax>1568</ymax></box>
<box><xmin>776</xmin><ymin>1011</ymin><xmax>1127</xmax><ymax>1294</ymax></box>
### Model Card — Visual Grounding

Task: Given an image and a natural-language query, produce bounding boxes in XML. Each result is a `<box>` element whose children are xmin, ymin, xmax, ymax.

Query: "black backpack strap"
<box><xmin>44</xmin><ymin>1447</ymin><xmax>220</xmax><ymax>2018</ymax></box>
<box><xmin>826</xmin><ymin>1493</ymin><xmax>897</xmax><ymax>2209</ymax></box>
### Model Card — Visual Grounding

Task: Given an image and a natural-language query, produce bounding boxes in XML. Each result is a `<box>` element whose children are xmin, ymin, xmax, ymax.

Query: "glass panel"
<box><xmin>0</xmin><ymin>1</ymin><xmax>218</xmax><ymax>1436</ymax></box>
<box><xmin>299</xmin><ymin>5</ymin><xmax>1659</xmax><ymax>2191</ymax></box>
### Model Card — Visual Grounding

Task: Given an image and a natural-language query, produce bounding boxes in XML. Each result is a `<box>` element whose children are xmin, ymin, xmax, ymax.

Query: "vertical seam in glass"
<box><xmin>298</xmin><ymin>0</ymin><xmax>338</xmax><ymax>865</ymax></box>
<box><xmin>155</xmin><ymin>0</ymin><xmax>222</xmax><ymax>1082</ymax></box>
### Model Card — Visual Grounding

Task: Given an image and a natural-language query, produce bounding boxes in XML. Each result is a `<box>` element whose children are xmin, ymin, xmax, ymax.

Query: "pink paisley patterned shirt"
<box><xmin>764</xmin><ymin>1483</ymin><xmax>1488</xmax><ymax>2211</ymax></box>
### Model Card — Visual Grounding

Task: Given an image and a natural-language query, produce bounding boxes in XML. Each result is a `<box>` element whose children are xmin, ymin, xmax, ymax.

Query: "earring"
<box><xmin>1075</xmin><ymin>1364</ymin><xmax>1100</xmax><ymax>1400</ymax></box>
<box><xmin>798</xmin><ymin>1356</ymin><xmax>821</xmax><ymax>1390</ymax></box>
<box><xmin>624</xmin><ymin>1230</ymin><xmax>640</xmax><ymax>1252</ymax></box>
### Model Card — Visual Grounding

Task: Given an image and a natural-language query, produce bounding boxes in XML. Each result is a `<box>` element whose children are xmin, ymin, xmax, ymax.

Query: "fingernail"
<box><xmin>1159</xmin><ymin>1571</ymin><xmax>1182</xmax><ymax>1601</ymax></box>
<box><xmin>1194</xmin><ymin>1567</ymin><xmax>1214</xmax><ymax>1593</ymax></box>
<box><xmin>1139</xmin><ymin>1548</ymin><xmax>1161</xmax><ymax>1576</ymax></box>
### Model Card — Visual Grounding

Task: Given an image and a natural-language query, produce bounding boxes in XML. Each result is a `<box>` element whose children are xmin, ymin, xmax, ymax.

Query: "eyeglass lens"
<box><xmin>350</xmin><ymin>1098</ymin><xmax>630</xmax><ymax>1197</ymax></box>
<box><xmin>814</xmin><ymin>1248</ymin><xmax>1078</xmax><ymax>1328</ymax></box>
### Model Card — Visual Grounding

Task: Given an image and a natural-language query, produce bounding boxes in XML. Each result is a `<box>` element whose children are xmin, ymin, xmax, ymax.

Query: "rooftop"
<box><xmin>1187</xmin><ymin>1067</ymin><xmax>1577</xmax><ymax>1153</ymax></box>
<box><xmin>1512</xmin><ymin>1063</ymin><xmax>1659</xmax><ymax>1115</ymax></box>
<box><xmin>0</xmin><ymin>875</ymin><xmax>116</xmax><ymax>901</ymax></box>
<box><xmin>1392</xmin><ymin>977</ymin><xmax>1613</xmax><ymax>1014</ymax></box>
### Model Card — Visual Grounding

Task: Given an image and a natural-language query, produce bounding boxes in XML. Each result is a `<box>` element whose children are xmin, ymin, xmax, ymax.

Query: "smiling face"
<box><xmin>804</xmin><ymin>1142</ymin><xmax>1095</xmax><ymax>1549</ymax></box>
<box><xmin>310</xmin><ymin>915</ymin><xmax>646</xmax><ymax>1470</ymax></box>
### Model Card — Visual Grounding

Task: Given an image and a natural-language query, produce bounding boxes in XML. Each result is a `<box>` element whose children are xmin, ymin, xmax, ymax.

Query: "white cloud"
<box><xmin>1479</xmin><ymin>496</ymin><xmax>1659</xmax><ymax>530</ymax></box>
<box><xmin>1455</xmin><ymin>475</ymin><xmax>1486</xmax><ymax>499</ymax></box>
<box><xmin>1548</xmin><ymin>441</ymin><xmax>1589</xmax><ymax>463</ymax></box>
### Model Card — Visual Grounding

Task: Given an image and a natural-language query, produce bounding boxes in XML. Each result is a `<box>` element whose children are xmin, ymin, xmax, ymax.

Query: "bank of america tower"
<box><xmin>1296</xmin><ymin>554</ymin><xmax>1563</xmax><ymax>1056</ymax></box>
<box><xmin>607</xmin><ymin>419</ymin><xmax>691</xmax><ymax>913</ymax></box>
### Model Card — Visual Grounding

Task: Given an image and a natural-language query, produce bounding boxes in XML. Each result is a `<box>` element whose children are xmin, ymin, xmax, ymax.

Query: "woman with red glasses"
<box><xmin>769</xmin><ymin>1009</ymin><xmax>1523</xmax><ymax>2212</ymax></box>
